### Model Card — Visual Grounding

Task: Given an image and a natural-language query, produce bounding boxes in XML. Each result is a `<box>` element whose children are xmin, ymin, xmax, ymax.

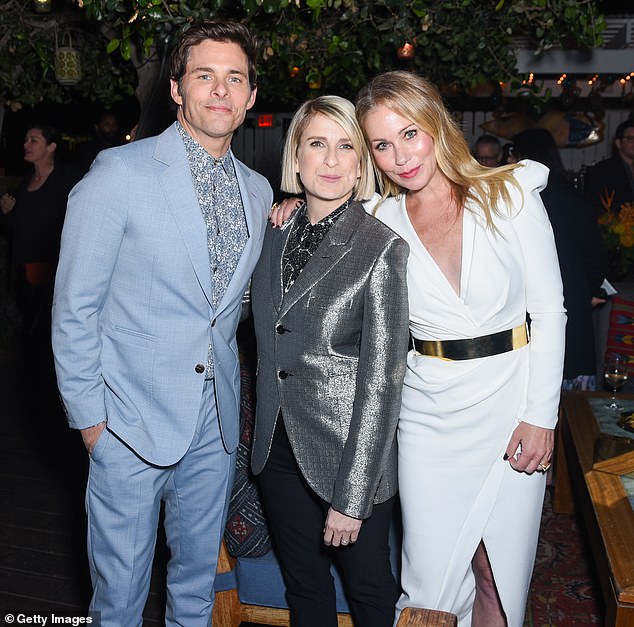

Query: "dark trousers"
<box><xmin>14</xmin><ymin>267</ymin><xmax>54</xmax><ymax>347</ymax></box>
<box><xmin>258</xmin><ymin>420</ymin><xmax>399</xmax><ymax>627</ymax></box>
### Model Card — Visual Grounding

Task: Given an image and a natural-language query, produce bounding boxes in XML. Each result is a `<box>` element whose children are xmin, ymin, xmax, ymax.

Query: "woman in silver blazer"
<box><xmin>251</xmin><ymin>95</ymin><xmax>409</xmax><ymax>627</ymax></box>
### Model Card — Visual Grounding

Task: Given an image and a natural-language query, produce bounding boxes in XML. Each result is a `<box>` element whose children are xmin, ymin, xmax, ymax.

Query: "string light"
<box><xmin>32</xmin><ymin>0</ymin><xmax>52</xmax><ymax>12</ymax></box>
<box><xmin>503</xmin><ymin>70</ymin><xmax>634</xmax><ymax>97</ymax></box>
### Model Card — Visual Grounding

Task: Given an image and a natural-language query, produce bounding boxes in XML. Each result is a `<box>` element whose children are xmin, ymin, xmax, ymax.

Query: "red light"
<box><xmin>258</xmin><ymin>114</ymin><xmax>273</xmax><ymax>128</ymax></box>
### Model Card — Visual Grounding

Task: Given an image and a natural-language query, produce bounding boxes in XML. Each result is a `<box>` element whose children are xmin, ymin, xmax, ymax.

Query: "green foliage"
<box><xmin>0</xmin><ymin>0</ymin><xmax>137</xmax><ymax>109</ymax></box>
<box><xmin>79</xmin><ymin>0</ymin><xmax>605</xmax><ymax>106</ymax></box>
<box><xmin>1</xmin><ymin>0</ymin><xmax>606</xmax><ymax>109</ymax></box>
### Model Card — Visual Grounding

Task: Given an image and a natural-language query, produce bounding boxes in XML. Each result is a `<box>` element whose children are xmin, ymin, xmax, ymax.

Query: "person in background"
<box><xmin>355</xmin><ymin>71</ymin><xmax>565</xmax><ymax>627</ymax></box>
<box><xmin>513</xmin><ymin>128</ymin><xmax>608</xmax><ymax>390</ymax></box>
<box><xmin>473</xmin><ymin>133</ymin><xmax>503</xmax><ymax>167</ymax></box>
<box><xmin>501</xmin><ymin>142</ymin><xmax>517</xmax><ymax>165</ymax></box>
<box><xmin>584</xmin><ymin>118</ymin><xmax>634</xmax><ymax>216</ymax></box>
<box><xmin>0</xmin><ymin>124</ymin><xmax>79</xmax><ymax>357</ymax></box>
<box><xmin>252</xmin><ymin>95</ymin><xmax>409</xmax><ymax>627</ymax></box>
<box><xmin>51</xmin><ymin>20</ymin><xmax>272</xmax><ymax>626</ymax></box>
<box><xmin>75</xmin><ymin>110</ymin><xmax>123</xmax><ymax>175</ymax></box>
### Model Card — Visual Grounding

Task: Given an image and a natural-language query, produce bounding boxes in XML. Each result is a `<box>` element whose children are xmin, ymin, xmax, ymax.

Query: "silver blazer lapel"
<box><xmin>269</xmin><ymin>218</ymin><xmax>294</xmax><ymax>314</ymax></box>
<box><xmin>279</xmin><ymin>204</ymin><xmax>363</xmax><ymax>319</ymax></box>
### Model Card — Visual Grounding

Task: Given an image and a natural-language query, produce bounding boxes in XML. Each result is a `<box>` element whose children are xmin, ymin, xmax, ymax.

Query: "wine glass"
<box><xmin>603</xmin><ymin>353</ymin><xmax>629</xmax><ymax>410</ymax></box>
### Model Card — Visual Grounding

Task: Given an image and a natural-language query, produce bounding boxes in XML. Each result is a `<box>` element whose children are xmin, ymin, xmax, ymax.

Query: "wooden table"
<box><xmin>555</xmin><ymin>391</ymin><xmax>634</xmax><ymax>627</ymax></box>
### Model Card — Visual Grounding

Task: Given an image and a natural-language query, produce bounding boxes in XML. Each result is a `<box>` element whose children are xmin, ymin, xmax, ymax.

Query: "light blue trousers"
<box><xmin>86</xmin><ymin>381</ymin><xmax>235</xmax><ymax>626</ymax></box>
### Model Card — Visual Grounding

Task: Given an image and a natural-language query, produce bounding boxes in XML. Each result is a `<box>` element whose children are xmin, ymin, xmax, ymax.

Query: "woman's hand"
<box><xmin>323</xmin><ymin>507</ymin><xmax>362</xmax><ymax>547</ymax></box>
<box><xmin>0</xmin><ymin>193</ymin><xmax>16</xmax><ymax>215</ymax></box>
<box><xmin>270</xmin><ymin>197</ymin><xmax>302</xmax><ymax>228</ymax></box>
<box><xmin>504</xmin><ymin>421</ymin><xmax>554</xmax><ymax>474</ymax></box>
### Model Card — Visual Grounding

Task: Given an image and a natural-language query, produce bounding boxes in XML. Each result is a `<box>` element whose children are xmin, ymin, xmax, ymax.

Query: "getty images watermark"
<box><xmin>3</xmin><ymin>613</ymin><xmax>100</xmax><ymax>625</ymax></box>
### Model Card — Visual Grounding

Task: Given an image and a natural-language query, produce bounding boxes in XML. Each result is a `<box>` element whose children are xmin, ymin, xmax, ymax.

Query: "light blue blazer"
<box><xmin>52</xmin><ymin>123</ymin><xmax>272</xmax><ymax>466</ymax></box>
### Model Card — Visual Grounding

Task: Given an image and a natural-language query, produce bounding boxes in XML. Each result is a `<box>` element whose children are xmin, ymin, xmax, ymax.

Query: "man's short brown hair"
<box><xmin>170</xmin><ymin>19</ymin><xmax>259</xmax><ymax>91</ymax></box>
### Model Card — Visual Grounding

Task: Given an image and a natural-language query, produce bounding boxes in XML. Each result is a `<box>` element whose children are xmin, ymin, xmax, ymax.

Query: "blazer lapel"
<box><xmin>214</xmin><ymin>155</ymin><xmax>266</xmax><ymax>316</ymax></box>
<box><xmin>279</xmin><ymin>203</ymin><xmax>363</xmax><ymax>319</ymax></box>
<box><xmin>269</xmin><ymin>216</ymin><xmax>294</xmax><ymax>313</ymax></box>
<box><xmin>155</xmin><ymin>125</ymin><xmax>214</xmax><ymax>306</ymax></box>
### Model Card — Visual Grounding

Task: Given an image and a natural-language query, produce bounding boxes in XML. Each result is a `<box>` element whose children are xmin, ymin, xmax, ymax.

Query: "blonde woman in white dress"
<box><xmin>354</xmin><ymin>71</ymin><xmax>565</xmax><ymax>627</ymax></box>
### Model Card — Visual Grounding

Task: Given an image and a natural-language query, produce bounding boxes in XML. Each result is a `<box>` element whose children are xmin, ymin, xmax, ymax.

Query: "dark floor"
<box><xmin>0</xmin><ymin>346</ymin><xmax>168</xmax><ymax>624</ymax></box>
<box><xmin>0</xmin><ymin>340</ymin><xmax>604</xmax><ymax>627</ymax></box>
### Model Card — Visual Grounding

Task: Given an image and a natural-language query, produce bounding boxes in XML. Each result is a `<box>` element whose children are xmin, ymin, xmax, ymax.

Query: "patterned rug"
<box><xmin>525</xmin><ymin>489</ymin><xmax>603</xmax><ymax>626</ymax></box>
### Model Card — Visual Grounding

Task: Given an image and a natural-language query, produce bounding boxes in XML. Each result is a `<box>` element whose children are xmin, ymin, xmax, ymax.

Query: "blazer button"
<box><xmin>195</xmin><ymin>364</ymin><xmax>205</xmax><ymax>374</ymax></box>
<box><xmin>276</xmin><ymin>325</ymin><xmax>286</xmax><ymax>334</ymax></box>
<box><xmin>278</xmin><ymin>370</ymin><xmax>288</xmax><ymax>380</ymax></box>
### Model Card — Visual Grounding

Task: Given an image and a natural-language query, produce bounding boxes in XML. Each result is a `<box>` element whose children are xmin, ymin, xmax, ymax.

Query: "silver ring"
<box><xmin>341</xmin><ymin>539</ymin><xmax>349</xmax><ymax>545</ymax></box>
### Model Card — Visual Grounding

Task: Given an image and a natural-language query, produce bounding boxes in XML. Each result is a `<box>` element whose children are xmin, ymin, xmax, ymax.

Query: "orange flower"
<box><xmin>599</xmin><ymin>195</ymin><xmax>634</xmax><ymax>276</ymax></box>
<box><xmin>600</xmin><ymin>187</ymin><xmax>615</xmax><ymax>212</ymax></box>
<box><xmin>618</xmin><ymin>203</ymin><xmax>634</xmax><ymax>247</ymax></box>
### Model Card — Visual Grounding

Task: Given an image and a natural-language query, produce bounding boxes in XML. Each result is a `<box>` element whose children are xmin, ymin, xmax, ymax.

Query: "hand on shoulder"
<box><xmin>269</xmin><ymin>197</ymin><xmax>302</xmax><ymax>228</ymax></box>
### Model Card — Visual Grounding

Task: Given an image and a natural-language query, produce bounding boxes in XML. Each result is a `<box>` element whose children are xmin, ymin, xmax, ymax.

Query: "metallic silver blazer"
<box><xmin>251</xmin><ymin>201</ymin><xmax>409</xmax><ymax>519</ymax></box>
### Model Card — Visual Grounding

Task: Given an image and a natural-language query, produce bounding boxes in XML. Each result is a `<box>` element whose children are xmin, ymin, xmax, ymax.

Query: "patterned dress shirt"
<box><xmin>177</xmin><ymin>122</ymin><xmax>249</xmax><ymax>378</ymax></box>
<box><xmin>282</xmin><ymin>200</ymin><xmax>348</xmax><ymax>293</ymax></box>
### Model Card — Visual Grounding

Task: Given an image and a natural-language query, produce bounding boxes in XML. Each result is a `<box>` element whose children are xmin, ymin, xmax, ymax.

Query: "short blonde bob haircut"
<box><xmin>356</xmin><ymin>71</ymin><xmax>520</xmax><ymax>229</ymax></box>
<box><xmin>280</xmin><ymin>95</ymin><xmax>375</xmax><ymax>202</ymax></box>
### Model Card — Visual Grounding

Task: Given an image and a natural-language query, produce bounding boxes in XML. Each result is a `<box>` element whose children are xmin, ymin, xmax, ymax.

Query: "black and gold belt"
<box><xmin>411</xmin><ymin>324</ymin><xmax>528</xmax><ymax>361</ymax></box>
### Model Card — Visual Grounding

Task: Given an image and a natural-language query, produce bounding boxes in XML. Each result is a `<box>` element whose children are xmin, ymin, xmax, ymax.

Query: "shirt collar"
<box><xmin>296</xmin><ymin>199</ymin><xmax>350</xmax><ymax>229</ymax></box>
<box><xmin>176</xmin><ymin>121</ymin><xmax>235</xmax><ymax>176</ymax></box>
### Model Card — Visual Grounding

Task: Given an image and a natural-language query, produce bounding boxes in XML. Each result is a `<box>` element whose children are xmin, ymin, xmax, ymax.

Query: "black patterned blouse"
<box><xmin>282</xmin><ymin>200</ymin><xmax>349</xmax><ymax>294</ymax></box>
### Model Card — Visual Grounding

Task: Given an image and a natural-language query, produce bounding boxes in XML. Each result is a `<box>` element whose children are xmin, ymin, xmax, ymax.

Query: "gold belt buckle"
<box><xmin>512</xmin><ymin>323</ymin><xmax>528</xmax><ymax>349</ymax></box>
<box><xmin>422</xmin><ymin>339</ymin><xmax>446</xmax><ymax>359</ymax></box>
<box><xmin>414</xmin><ymin>323</ymin><xmax>528</xmax><ymax>360</ymax></box>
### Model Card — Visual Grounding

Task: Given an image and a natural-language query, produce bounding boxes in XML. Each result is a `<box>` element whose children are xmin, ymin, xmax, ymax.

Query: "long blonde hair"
<box><xmin>356</xmin><ymin>71</ymin><xmax>521</xmax><ymax>229</ymax></box>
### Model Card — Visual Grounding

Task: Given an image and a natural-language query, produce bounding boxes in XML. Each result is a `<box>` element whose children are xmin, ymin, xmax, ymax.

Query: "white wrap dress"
<box><xmin>368</xmin><ymin>160</ymin><xmax>566</xmax><ymax>626</ymax></box>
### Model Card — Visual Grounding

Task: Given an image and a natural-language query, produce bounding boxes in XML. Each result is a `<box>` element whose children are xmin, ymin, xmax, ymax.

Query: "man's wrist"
<box><xmin>83</xmin><ymin>420</ymin><xmax>107</xmax><ymax>430</ymax></box>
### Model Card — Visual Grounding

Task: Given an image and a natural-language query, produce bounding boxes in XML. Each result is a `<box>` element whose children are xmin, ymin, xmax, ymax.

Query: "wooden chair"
<box><xmin>212</xmin><ymin>540</ymin><xmax>457</xmax><ymax>627</ymax></box>
<box><xmin>397</xmin><ymin>607</ymin><xmax>458</xmax><ymax>626</ymax></box>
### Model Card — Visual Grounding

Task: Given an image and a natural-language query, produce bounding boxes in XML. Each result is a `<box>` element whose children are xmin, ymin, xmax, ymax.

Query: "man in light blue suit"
<box><xmin>52</xmin><ymin>20</ymin><xmax>272</xmax><ymax>626</ymax></box>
